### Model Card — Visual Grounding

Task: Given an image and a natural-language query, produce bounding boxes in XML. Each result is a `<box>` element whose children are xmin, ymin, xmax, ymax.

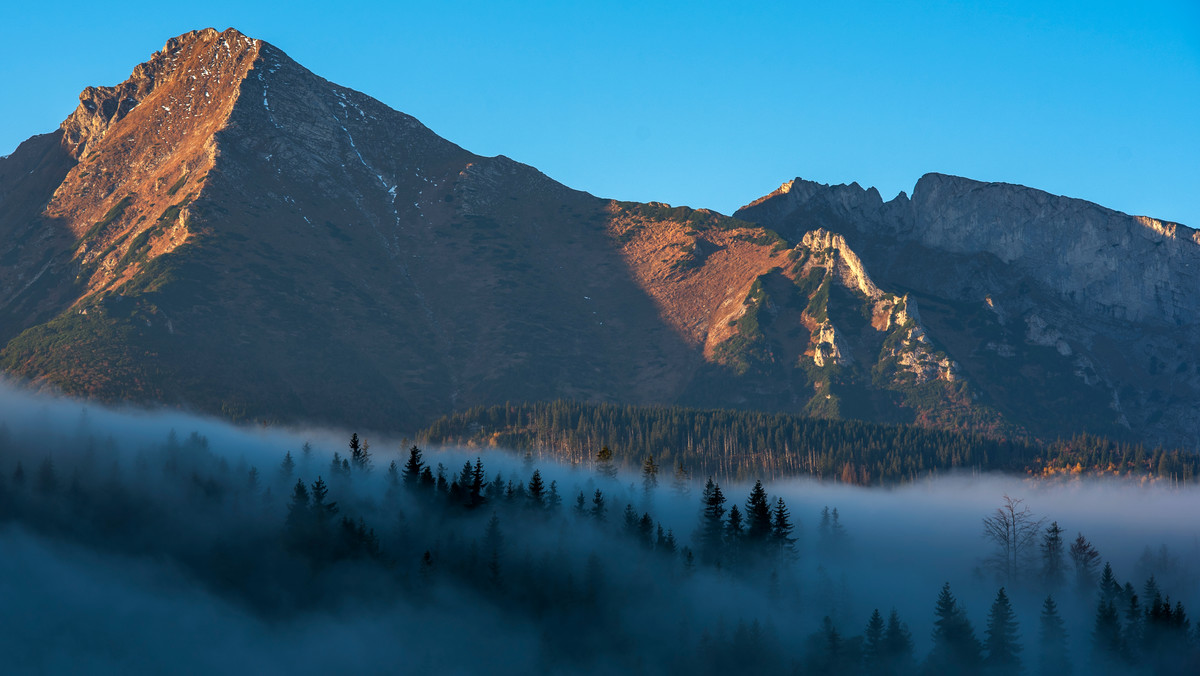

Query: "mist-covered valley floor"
<box><xmin>1</xmin><ymin>381</ymin><xmax>1198</xmax><ymax>675</ymax></box>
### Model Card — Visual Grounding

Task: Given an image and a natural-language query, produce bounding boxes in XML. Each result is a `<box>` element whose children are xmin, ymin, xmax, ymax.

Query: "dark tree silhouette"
<box><xmin>745</xmin><ymin>480</ymin><xmax>772</xmax><ymax>546</ymax></box>
<box><xmin>696</xmin><ymin>477</ymin><xmax>726</xmax><ymax>565</ymax></box>
<box><xmin>771</xmin><ymin>496</ymin><xmax>796</xmax><ymax>557</ymax></box>
<box><xmin>1041</xmin><ymin>521</ymin><xmax>1066</xmax><ymax>589</ymax></box>
<box><xmin>984</xmin><ymin>587</ymin><xmax>1022</xmax><ymax>675</ymax></box>
<box><xmin>1069</xmin><ymin>533</ymin><xmax>1101</xmax><ymax>594</ymax></box>
<box><xmin>927</xmin><ymin>582</ymin><xmax>983</xmax><ymax>673</ymax></box>
<box><xmin>1038</xmin><ymin>595</ymin><xmax>1071</xmax><ymax>676</ymax></box>
<box><xmin>641</xmin><ymin>455</ymin><xmax>658</xmax><ymax>494</ymax></box>
<box><xmin>402</xmin><ymin>446</ymin><xmax>425</xmax><ymax>484</ymax></box>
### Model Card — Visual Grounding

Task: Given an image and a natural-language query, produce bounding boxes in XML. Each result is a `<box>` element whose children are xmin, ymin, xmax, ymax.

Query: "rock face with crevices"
<box><xmin>737</xmin><ymin>175</ymin><xmax>1200</xmax><ymax>447</ymax></box>
<box><xmin>1</xmin><ymin>27</ymin><xmax>1193</xmax><ymax>447</ymax></box>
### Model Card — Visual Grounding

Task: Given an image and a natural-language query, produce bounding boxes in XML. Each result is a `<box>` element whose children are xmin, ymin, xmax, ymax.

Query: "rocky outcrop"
<box><xmin>737</xmin><ymin>174</ymin><xmax>1200</xmax><ymax>447</ymax></box>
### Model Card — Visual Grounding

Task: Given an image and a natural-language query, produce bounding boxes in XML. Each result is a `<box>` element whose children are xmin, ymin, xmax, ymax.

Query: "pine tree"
<box><xmin>279</xmin><ymin>451</ymin><xmax>295</xmax><ymax>483</ymax></box>
<box><xmin>1041</xmin><ymin>521</ymin><xmax>1066</xmax><ymax>589</ymax></box>
<box><xmin>309</xmin><ymin>476</ymin><xmax>338</xmax><ymax>530</ymax></box>
<box><xmin>402</xmin><ymin>446</ymin><xmax>424</xmax><ymax>484</ymax></box>
<box><xmin>745</xmin><ymin>480</ymin><xmax>772</xmax><ymax>545</ymax></box>
<box><xmin>546</xmin><ymin>480</ymin><xmax>562</xmax><ymax>511</ymax></box>
<box><xmin>595</xmin><ymin>446</ymin><xmax>618</xmax><ymax>480</ymax></box>
<box><xmin>864</xmin><ymin>609</ymin><xmax>886</xmax><ymax>673</ymax></box>
<box><xmin>468</xmin><ymin>458</ymin><xmax>486</xmax><ymax>507</ymax></box>
<box><xmin>284</xmin><ymin>478</ymin><xmax>311</xmax><ymax>536</ymax></box>
<box><xmin>523</xmin><ymin>469</ymin><xmax>544</xmax><ymax>507</ymax></box>
<box><xmin>420</xmin><ymin>465</ymin><xmax>435</xmax><ymax>489</ymax></box>
<box><xmin>641</xmin><ymin>455</ymin><xmax>659</xmax><ymax>494</ymax></box>
<box><xmin>1091</xmin><ymin>598</ymin><xmax>1122</xmax><ymax>663</ymax></box>
<box><xmin>435</xmin><ymin>463</ymin><xmax>448</xmax><ymax>494</ymax></box>
<box><xmin>1098</xmin><ymin>562</ymin><xmax>1121</xmax><ymax>605</ymax></box>
<box><xmin>638</xmin><ymin>512</ymin><xmax>654</xmax><ymax>548</ymax></box>
<box><xmin>884</xmin><ymin>609</ymin><xmax>915</xmax><ymax>674</ymax></box>
<box><xmin>591</xmin><ymin>489</ymin><xmax>607</xmax><ymax>521</ymax></box>
<box><xmin>726</xmin><ymin>503</ymin><xmax>744</xmax><ymax>541</ymax></box>
<box><xmin>1122</xmin><ymin>592</ymin><xmax>1142</xmax><ymax>662</ymax></box>
<box><xmin>622</xmin><ymin>503</ymin><xmax>639</xmax><ymax>535</ymax></box>
<box><xmin>352</xmin><ymin>438</ymin><xmax>372</xmax><ymax>473</ymax></box>
<box><xmin>984</xmin><ymin>587</ymin><xmax>1022</xmax><ymax>675</ymax></box>
<box><xmin>671</xmin><ymin>460</ymin><xmax>690</xmax><ymax>497</ymax></box>
<box><xmin>385</xmin><ymin>460</ymin><xmax>401</xmax><ymax>499</ymax></box>
<box><xmin>696</xmin><ymin>477</ymin><xmax>727</xmax><ymax>565</ymax></box>
<box><xmin>347</xmin><ymin>433</ymin><xmax>361</xmax><ymax>468</ymax></box>
<box><xmin>1037</xmin><ymin>595</ymin><xmax>1071</xmax><ymax>676</ymax></box>
<box><xmin>575</xmin><ymin>490</ymin><xmax>588</xmax><ymax>517</ymax></box>
<box><xmin>771</xmin><ymin>496</ymin><xmax>796</xmax><ymax>556</ymax></box>
<box><xmin>1070</xmin><ymin>533</ymin><xmax>1101</xmax><ymax>594</ymax></box>
<box><xmin>928</xmin><ymin>583</ymin><xmax>983</xmax><ymax>673</ymax></box>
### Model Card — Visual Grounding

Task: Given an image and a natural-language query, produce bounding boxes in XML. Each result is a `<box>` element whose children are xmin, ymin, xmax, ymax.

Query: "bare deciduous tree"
<box><xmin>983</xmin><ymin>494</ymin><xmax>1045</xmax><ymax>584</ymax></box>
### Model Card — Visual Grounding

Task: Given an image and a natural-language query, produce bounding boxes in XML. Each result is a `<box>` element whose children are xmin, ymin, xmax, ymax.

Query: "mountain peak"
<box><xmin>60</xmin><ymin>27</ymin><xmax>265</xmax><ymax>158</ymax></box>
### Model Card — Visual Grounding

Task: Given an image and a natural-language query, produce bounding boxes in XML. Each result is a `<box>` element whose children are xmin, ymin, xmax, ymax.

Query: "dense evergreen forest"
<box><xmin>418</xmin><ymin>401</ymin><xmax>1200</xmax><ymax>484</ymax></box>
<box><xmin>2</xmin><ymin>398</ymin><xmax>1199</xmax><ymax>673</ymax></box>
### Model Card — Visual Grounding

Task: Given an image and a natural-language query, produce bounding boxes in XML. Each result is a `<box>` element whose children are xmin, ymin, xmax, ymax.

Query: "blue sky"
<box><xmin>3</xmin><ymin>1</ymin><xmax>1198</xmax><ymax>224</ymax></box>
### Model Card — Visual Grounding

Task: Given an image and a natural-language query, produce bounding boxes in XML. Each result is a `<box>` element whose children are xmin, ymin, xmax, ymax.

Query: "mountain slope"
<box><xmin>2</xmin><ymin>28</ymin><xmax>1193</xmax><ymax>448</ymax></box>
<box><xmin>736</xmin><ymin>176</ymin><xmax>1200</xmax><ymax>447</ymax></box>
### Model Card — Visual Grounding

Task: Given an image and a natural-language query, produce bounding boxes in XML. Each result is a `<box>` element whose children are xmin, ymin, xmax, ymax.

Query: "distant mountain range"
<box><xmin>2</xmin><ymin>28</ymin><xmax>1195</xmax><ymax>448</ymax></box>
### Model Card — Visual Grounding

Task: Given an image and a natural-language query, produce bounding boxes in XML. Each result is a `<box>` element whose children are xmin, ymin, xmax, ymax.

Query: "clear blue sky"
<box><xmin>3</xmin><ymin>1</ymin><xmax>1198</xmax><ymax>225</ymax></box>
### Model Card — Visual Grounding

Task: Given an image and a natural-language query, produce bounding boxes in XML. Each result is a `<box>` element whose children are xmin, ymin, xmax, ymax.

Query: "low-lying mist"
<box><xmin>1</xmin><ymin>381</ymin><xmax>1198</xmax><ymax>674</ymax></box>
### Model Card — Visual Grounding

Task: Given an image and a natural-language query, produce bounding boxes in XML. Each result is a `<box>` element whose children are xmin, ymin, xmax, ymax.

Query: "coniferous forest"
<box><xmin>418</xmin><ymin>401</ymin><xmax>1200</xmax><ymax>485</ymax></box>
<box><xmin>2</xmin><ymin>386</ymin><xmax>1199</xmax><ymax>674</ymax></box>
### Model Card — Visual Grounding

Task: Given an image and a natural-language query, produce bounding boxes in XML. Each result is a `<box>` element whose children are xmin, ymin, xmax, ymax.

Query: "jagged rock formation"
<box><xmin>737</xmin><ymin>175</ymin><xmax>1200</xmax><ymax>447</ymax></box>
<box><xmin>1</xmin><ymin>28</ymin><xmax>1192</xmax><ymax>447</ymax></box>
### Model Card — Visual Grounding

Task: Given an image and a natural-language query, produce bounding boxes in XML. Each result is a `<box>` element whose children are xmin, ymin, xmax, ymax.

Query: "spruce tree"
<box><xmin>284</xmin><ymin>478</ymin><xmax>311</xmax><ymax>541</ymax></box>
<box><xmin>1038</xmin><ymin>595</ymin><xmax>1071</xmax><ymax>676</ymax></box>
<box><xmin>771</xmin><ymin>496</ymin><xmax>796</xmax><ymax>556</ymax></box>
<box><xmin>591</xmin><ymin>489</ymin><xmax>607</xmax><ymax>521</ymax></box>
<box><xmin>526</xmin><ymin>469</ymin><xmax>546</xmax><ymax>509</ymax></box>
<box><xmin>1069</xmin><ymin>533</ymin><xmax>1101</xmax><ymax>594</ymax></box>
<box><xmin>595</xmin><ymin>446</ymin><xmax>618</xmax><ymax>480</ymax></box>
<box><xmin>928</xmin><ymin>583</ymin><xmax>983</xmax><ymax>673</ymax></box>
<box><xmin>696</xmin><ymin>477</ymin><xmax>727</xmax><ymax>565</ymax></box>
<box><xmin>1091</xmin><ymin>598</ymin><xmax>1123</xmax><ymax>663</ymax></box>
<box><xmin>279</xmin><ymin>451</ymin><xmax>296</xmax><ymax>483</ymax></box>
<box><xmin>546</xmin><ymin>480</ymin><xmax>562</xmax><ymax>511</ymax></box>
<box><xmin>1041</xmin><ymin>521</ymin><xmax>1066</xmax><ymax>589</ymax></box>
<box><xmin>622</xmin><ymin>503</ymin><xmax>639</xmax><ymax>535</ymax></box>
<box><xmin>984</xmin><ymin>587</ymin><xmax>1022</xmax><ymax>675</ymax></box>
<box><xmin>1098</xmin><ymin>562</ymin><xmax>1121</xmax><ymax>605</ymax></box>
<box><xmin>726</xmin><ymin>504</ymin><xmax>744</xmax><ymax>541</ymax></box>
<box><xmin>863</xmin><ymin>609</ymin><xmax>886</xmax><ymax>673</ymax></box>
<box><xmin>638</xmin><ymin>512</ymin><xmax>654</xmax><ymax>548</ymax></box>
<box><xmin>641</xmin><ymin>455</ymin><xmax>659</xmax><ymax>494</ymax></box>
<box><xmin>402</xmin><ymin>446</ymin><xmax>424</xmax><ymax>484</ymax></box>
<box><xmin>671</xmin><ymin>461</ymin><xmax>690</xmax><ymax>497</ymax></box>
<box><xmin>745</xmin><ymin>480</ymin><xmax>773</xmax><ymax>545</ymax></box>
<box><xmin>884</xmin><ymin>609</ymin><xmax>915</xmax><ymax>674</ymax></box>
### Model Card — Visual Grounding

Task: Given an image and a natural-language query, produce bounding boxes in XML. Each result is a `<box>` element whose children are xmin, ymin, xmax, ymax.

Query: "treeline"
<box><xmin>2</xmin><ymin>421</ymin><xmax>1200</xmax><ymax>673</ymax></box>
<box><xmin>417</xmin><ymin>401</ymin><xmax>1200</xmax><ymax>484</ymax></box>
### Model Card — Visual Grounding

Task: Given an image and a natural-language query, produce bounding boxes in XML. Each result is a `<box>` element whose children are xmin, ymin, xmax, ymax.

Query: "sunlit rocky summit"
<box><xmin>1</xmin><ymin>27</ymin><xmax>1195</xmax><ymax>447</ymax></box>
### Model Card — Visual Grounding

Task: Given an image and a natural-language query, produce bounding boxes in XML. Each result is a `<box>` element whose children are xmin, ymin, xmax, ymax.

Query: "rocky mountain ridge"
<box><xmin>0</xmin><ymin>28</ymin><xmax>1192</xmax><ymax>447</ymax></box>
<box><xmin>736</xmin><ymin>175</ymin><xmax>1200</xmax><ymax>447</ymax></box>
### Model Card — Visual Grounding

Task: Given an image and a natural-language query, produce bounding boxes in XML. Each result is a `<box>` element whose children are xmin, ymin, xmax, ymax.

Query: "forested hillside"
<box><xmin>418</xmin><ymin>401</ymin><xmax>1200</xmax><ymax>484</ymax></box>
